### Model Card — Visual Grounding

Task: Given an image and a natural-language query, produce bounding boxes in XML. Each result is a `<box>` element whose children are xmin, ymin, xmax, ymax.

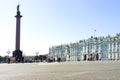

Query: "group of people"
<box><xmin>47</xmin><ymin>57</ymin><xmax>65</xmax><ymax>63</ymax></box>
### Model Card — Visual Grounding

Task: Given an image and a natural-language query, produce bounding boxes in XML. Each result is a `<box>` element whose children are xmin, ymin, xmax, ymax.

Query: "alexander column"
<box><xmin>13</xmin><ymin>5</ymin><xmax>23</xmax><ymax>62</ymax></box>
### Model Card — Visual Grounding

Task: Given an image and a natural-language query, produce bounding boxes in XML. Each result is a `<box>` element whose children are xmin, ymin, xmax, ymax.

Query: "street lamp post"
<box><xmin>36</xmin><ymin>51</ymin><xmax>39</xmax><ymax>62</ymax></box>
<box><xmin>6</xmin><ymin>49</ymin><xmax>10</xmax><ymax>63</ymax></box>
<box><xmin>6</xmin><ymin>49</ymin><xmax>10</xmax><ymax>58</ymax></box>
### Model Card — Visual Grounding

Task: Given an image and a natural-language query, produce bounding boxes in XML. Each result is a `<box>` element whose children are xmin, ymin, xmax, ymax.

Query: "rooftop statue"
<box><xmin>17</xmin><ymin>5</ymin><xmax>20</xmax><ymax>12</ymax></box>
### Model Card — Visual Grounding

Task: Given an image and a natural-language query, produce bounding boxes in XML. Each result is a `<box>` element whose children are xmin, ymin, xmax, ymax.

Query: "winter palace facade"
<box><xmin>49</xmin><ymin>33</ymin><xmax>120</xmax><ymax>61</ymax></box>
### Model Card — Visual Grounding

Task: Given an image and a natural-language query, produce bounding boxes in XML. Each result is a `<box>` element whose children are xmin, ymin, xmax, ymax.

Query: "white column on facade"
<box><xmin>108</xmin><ymin>43</ymin><xmax>111</xmax><ymax>59</ymax></box>
<box><xmin>69</xmin><ymin>49</ymin><xmax>71</xmax><ymax>61</ymax></box>
<box><xmin>74</xmin><ymin>48</ymin><xmax>76</xmax><ymax>61</ymax></box>
<box><xmin>115</xmin><ymin>42</ymin><xmax>118</xmax><ymax>52</ymax></box>
<box><xmin>98</xmin><ymin>44</ymin><xmax>101</xmax><ymax>53</ymax></box>
<box><xmin>108</xmin><ymin>43</ymin><xmax>110</xmax><ymax>52</ymax></box>
<box><xmin>83</xmin><ymin>46</ymin><xmax>84</xmax><ymax>53</ymax></box>
<box><xmin>111</xmin><ymin>43</ymin><xmax>114</xmax><ymax>60</ymax></box>
<box><xmin>92</xmin><ymin>43</ymin><xmax>93</xmax><ymax>53</ymax></box>
<box><xmin>108</xmin><ymin>53</ymin><xmax>110</xmax><ymax>60</ymax></box>
<box><xmin>81</xmin><ymin>47</ymin><xmax>84</xmax><ymax>61</ymax></box>
<box><xmin>86</xmin><ymin>46</ymin><xmax>88</xmax><ymax>54</ymax></box>
<box><xmin>84</xmin><ymin>46</ymin><xmax>86</xmax><ymax>54</ymax></box>
<box><xmin>98</xmin><ymin>43</ymin><xmax>102</xmax><ymax>60</ymax></box>
<box><xmin>81</xmin><ymin>55</ymin><xmax>84</xmax><ymax>60</ymax></box>
<box><xmin>87</xmin><ymin>54</ymin><xmax>89</xmax><ymax>60</ymax></box>
<box><xmin>81</xmin><ymin>46</ymin><xmax>85</xmax><ymax>60</ymax></box>
<box><xmin>118</xmin><ymin>53</ymin><xmax>120</xmax><ymax>59</ymax></box>
<box><xmin>92</xmin><ymin>43</ymin><xmax>94</xmax><ymax>53</ymax></box>
<box><xmin>72</xmin><ymin>48</ymin><xmax>74</xmax><ymax>61</ymax></box>
<box><xmin>58</xmin><ymin>50</ymin><xmax>60</xmax><ymax>57</ymax></box>
<box><xmin>73</xmin><ymin>48</ymin><xmax>75</xmax><ymax>61</ymax></box>
<box><xmin>70</xmin><ymin>48</ymin><xmax>74</xmax><ymax>61</ymax></box>
<box><xmin>75</xmin><ymin>46</ymin><xmax>78</xmax><ymax>61</ymax></box>
<box><xmin>58</xmin><ymin>50</ymin><xmax>59</xmax><ymax>57</ymax></box>
<box><xmin>112</xmin><ymin>43</ymin><xmax>114</xmax><ymax>52</ymax></box>
<box><xmin>83</xmin><ymin>46</ymin><xmax>85</xmax><ymax>59</ymax></box>
<box><xmin>70</xmin><ymin>50</ymin><xmax>71</xmax><ymax>61</ymax></box>
<box><xmin>99</xmin><ymin>53</ymin><xmax>101</xmax><ymax>60</ymax></box>
<box><xmin>94</xmin><ymin>44</ymin><xmax>96</xmax><ymax>53</ymax></box>
<box><xmin>118</xmin><ymin>42</ymin><xmax>120</xmax><ymax>59</ymax></box>
<box><xmin>115</xmin><ymin>53</ymin><xmax>118</xmax><ymax>60</ymax></box>
<box><xmin>115</xmin><ymin>42</ymin><xmax>118</xmax><ymax>60</ymax></box>
<box><xmin>112</xmin><ymin>53</ymin><xmax>114</xmax><ymax>60</ymax></box>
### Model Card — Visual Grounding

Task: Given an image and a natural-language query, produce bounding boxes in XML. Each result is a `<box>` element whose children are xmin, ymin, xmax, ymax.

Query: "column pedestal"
<box><xmin>13</xmin><ymin>49</ymin><xmax>22</xmax><ymax>62</ymax></box>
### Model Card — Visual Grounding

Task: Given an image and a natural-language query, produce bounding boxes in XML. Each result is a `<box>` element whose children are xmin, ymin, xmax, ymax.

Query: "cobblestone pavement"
<box><xmin>0</xmin><ymin>61</ymin><xmax>120</xmax><ymax>80</ymax></box>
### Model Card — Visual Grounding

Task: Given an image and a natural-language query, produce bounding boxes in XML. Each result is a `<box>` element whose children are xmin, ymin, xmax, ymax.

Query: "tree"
<box><xmin>0</xmin><ymin>56</ymin><xmax>7</xmax><ymax>63</ymax></box>
<box><xmin>34</xmin><ymin>55</ymin><xmax>39</xmax><ymax>60</ymax></box>
<box><xmin>0</xmin><ymin>56</ymin><xmax>3</xmax><ymax>62</ymax></box>
<box><xmin>38</xmin><ymin>55</ymin><xmax>43</xmax><ymax>62</ymax></box>
<box><xmin>3</xmin><ymin>56</ymin><xmax>7</xmax><ymax>63</ymax></box>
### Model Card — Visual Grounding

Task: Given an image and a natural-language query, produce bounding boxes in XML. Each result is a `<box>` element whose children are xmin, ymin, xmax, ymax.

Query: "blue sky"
<box><xmin>0</xmin><ymin>0</ymin><xmax>120</xmax><ymax>56</ymax></box>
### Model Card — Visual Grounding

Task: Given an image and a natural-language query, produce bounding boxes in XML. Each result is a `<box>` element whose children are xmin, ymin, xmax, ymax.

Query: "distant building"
<box><xmin>49</xmin><ymin>33</ymin><xmax>120</xmax><ymax>61</ymax></box>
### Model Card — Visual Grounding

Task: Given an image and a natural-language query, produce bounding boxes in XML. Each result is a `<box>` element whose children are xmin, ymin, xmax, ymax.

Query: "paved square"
<box><xmin>0</xmin><ymin>61</ymin><xmax>120</xmax><ymax>80</ymax></box>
